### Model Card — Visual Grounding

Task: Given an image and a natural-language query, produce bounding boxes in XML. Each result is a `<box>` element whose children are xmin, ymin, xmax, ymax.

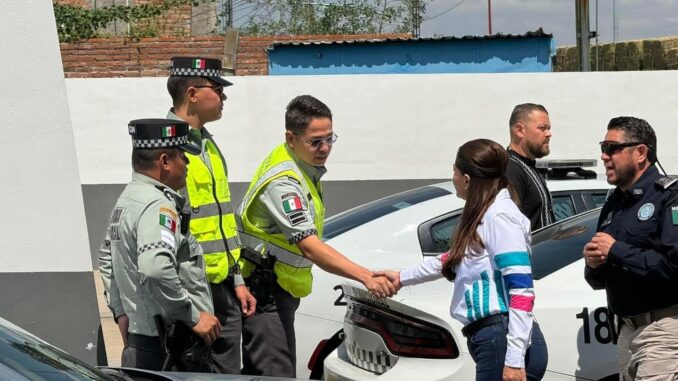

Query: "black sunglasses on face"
<box><xmin>194</xmin><ymin>85</ymin><xmax>225</xmax><ymax>97</ymax></box>
<box><xmin>599</xmin><ymin>141</ymin><xmax>643</xmax><ymax>156</ymax></box>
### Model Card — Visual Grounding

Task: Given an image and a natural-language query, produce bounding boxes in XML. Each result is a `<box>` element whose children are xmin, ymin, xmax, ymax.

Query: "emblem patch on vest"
<box><xmin>637</xmin><ymin>203</ymin><xmax>655</xmax><ymax>221</ymax></box>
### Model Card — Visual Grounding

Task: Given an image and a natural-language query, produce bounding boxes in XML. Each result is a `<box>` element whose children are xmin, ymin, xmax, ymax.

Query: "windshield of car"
<box><xmin>323</xmin><ymin>185</ymin><xmax>451</xmax><ymax>240</ymax></box>
<box><xmin>530</xmin><ymin>208</ymin><xmax>600</xmax><ymax>280</ymax></box>
<box><xmin>0</xmin><ymin>320</ymin><xmax>114</xmax><ymax>381</ymax></box>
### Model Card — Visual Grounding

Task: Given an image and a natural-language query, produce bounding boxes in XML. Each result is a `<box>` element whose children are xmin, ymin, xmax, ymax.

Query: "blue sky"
<box><xmin>421</xmin><ymin>0</ymin><xmax>678</xmax><ymax>46</ymax></box>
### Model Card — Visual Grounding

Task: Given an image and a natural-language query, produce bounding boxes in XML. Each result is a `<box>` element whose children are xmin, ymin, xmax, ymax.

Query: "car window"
<box><xmin>591</xmin><ymin>193</ymin><xmax>608</xmax><ymax>208</ymax></box>
<box><xmin>552</xmin><ymin>195</ymin><xmax>576</xmax><ymax>221</ymax></box>
<box><xmin>530</xmin><ymin>209</ymin><xmax>600</xmax><ymax>280</ymax></box>
<box><xmin>323</xmin><ymin>186</ymin><xmax>451</xmax><ymax>240</ymax></box>
<box><xmin>0</xmin><ymin>322</ymin><xmax>113</xmax><ymax>381</ymax></box>
<box><xmin>429</xmin><ymin>215</ymin><xmax>460</xmax><ymax>253</ymax></box>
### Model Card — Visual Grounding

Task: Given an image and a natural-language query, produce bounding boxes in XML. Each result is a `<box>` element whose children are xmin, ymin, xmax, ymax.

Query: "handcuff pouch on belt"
<box><xmin>240</xmin><ymin>247</ymin><xmax>277</xmax><ymax>311</ymax></box>
<box><xmin>154</xmin><ymin>315</ymin><xmax>213</xmax><ymax>373</ymax></box>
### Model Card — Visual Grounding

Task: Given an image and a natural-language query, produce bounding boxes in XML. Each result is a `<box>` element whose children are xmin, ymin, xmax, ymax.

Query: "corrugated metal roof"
<box><xmin>268</xmin><ymin>28</ymin><xmax>551</xmax><ymax>50</ymax></box>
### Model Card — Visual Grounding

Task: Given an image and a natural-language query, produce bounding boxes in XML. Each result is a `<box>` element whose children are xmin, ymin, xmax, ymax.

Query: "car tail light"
<box><xmin>346</xmin><ymin>300</ymin><xmax>459</xmax><ymax>359</ymax></box>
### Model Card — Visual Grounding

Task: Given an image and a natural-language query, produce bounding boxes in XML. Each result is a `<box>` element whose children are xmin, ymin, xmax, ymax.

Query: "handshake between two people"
<box><xmin>362</xmin><ymin>270</ymin><xmax>402</xmax><ymax>298</ymax></box>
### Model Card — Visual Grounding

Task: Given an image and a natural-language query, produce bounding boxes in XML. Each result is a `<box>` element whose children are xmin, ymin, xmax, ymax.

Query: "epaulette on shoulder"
<box><xmin>655</xmin><ymin>176</ymin><xmax>678</xmax><ymax>190</ymax></box>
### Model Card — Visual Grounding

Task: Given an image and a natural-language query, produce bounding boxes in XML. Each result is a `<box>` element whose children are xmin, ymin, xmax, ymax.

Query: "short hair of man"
<box><xmin>285</xmin><ymin>95</ymin><xmax>332</xmax><ymax>135</ymax></box>
<box><xmin>167</xmin><ymin>76</ymin><xmax>212</xmax><ymax>108</ymax></box>
<box><xmin>509</xmin><ymin>103</ymin><xmax>549</xmax><ymax>128</ymax></box>
<box><xmin>132</xmin><ymin>148</ymin><xmax>179</xmax><ymax>172</ymax></box>
<box><xmin>607</xmin><ymin>116</ymin><xmax>657</xmax><ymax>163</ymax></box>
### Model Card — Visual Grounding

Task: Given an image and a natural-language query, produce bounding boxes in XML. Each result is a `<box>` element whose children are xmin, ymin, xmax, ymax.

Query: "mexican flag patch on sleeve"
<box><xmin>160</xmin><ymin>213</ymin><xmax>177</xmax><ymax>232</ymax></box>
<box><xmin>282</xmin><ymin>196</ymin><xmax>303</xmax><ymax>214</ymax></box>
<box><xmin>672</xmin><ymin>206</ymin><xmax>678</xmax><ymax>225</ymax></box>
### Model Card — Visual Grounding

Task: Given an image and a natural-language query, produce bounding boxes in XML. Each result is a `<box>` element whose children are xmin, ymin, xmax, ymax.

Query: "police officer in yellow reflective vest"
<box><xmin>166</xmin><ymin>56</ymin><xmax>256</xmax><ymax>374</ymax></box>
<box><xmin>236</xmin><ymin>95</ymin><xmax>396</xmax><ymax>377</ymax></box>
<box><xmin>98</xmin><ymin>119</ymin><xmax>221</xmax><ymax>370</ymax></box>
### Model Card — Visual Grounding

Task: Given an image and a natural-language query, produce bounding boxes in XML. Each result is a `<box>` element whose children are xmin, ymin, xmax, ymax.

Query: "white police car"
<box><xmin>294</xmin><ymin>160</ymin><xmax>614</xmax><ymax>378</ymax></box>
<box><xmin>322</xmin><ymin>208</ymin><xmax>619</xmax><ymax>380</ymax></box>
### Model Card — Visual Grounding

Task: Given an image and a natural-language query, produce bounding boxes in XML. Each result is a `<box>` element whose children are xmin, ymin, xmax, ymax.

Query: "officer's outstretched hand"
<box><xmin>373</xmin><ymin>270</ymin><xmax>402</xmax><ymax>295</ymax></box>
<box><xmin>235</xmin><ymin>284</ymin><xmax>257</xmax><ymax>318</ymax></box>
<box><xmin>192</xmin><ymin>312</ymin><xmax>222</xmax><ymax>345</ymax></box>
<box><xmin>363</xmin><ymin>273</ymin><xmax>396</xmax><ymax>298</ymax></box>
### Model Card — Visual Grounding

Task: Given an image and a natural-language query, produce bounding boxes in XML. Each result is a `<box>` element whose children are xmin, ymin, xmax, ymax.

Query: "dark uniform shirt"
<box><xmin>506</xmin><ymin>150</ymin><xmax>555</xmax><ymax>231</ymax></box>
<box><xmin>585</xmin><ymin>165</ymin><xmax>678</xmax><ymax>317</ymax></box>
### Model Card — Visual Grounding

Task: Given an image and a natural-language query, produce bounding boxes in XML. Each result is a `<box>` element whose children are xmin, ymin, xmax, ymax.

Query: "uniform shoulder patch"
<box><xmin>672</xmin><ymin>206</ymin><xmax>678</xmax><ymax>225</ymax></box>
<box><xmin>159</xmin><ymin>213</ymin><xmax>177</xmax><ymax>233</ymax></box>
<box><xmin>286</xmin><ymin>211</ymin><xmax>308</xmax><ymax>226</ymax></box>
<box><xmin>159</xmin><ymin>206</ymin><xmax>178</xmax><ymax>220</ymax></box>
<box><xmin>655</xmin><ymin>176</ymin><xmax>678</xmax><ymax>190</ymax></box>
<box><xmin>282</xmin><ymin>194</ymin><xmax>304</xmax><ymax>214</ymax></box>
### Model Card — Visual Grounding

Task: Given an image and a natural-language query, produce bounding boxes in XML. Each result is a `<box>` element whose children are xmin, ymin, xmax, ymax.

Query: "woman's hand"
<box><xmin>372</xmin><ymin>270</ymin><xmax>402</xmax><ymax>295</ymax></box>
<box><xmin>503</xmin><ymin>366</ymin><xmax>526</xmax><ymax>381</ymax></box>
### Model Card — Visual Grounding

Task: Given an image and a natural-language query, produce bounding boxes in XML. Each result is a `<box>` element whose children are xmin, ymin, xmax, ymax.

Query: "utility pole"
<box><xmin>411</xmin><ymin>0</ymin><xmax>421</xmax><ymax>37</ymax></box>
<box><xmin>487</xmin><ymin>0</ymin><xmax>492</xmax><ymax>35</ymax></box>
<box><xmin>613</xmin><ymin>0</ymin><xmax>618</xmax><ymax>43</ymax></box>
<box><xmin>575</xmin><ymin>0</ymin><xmax>591</xmax><ymax>71</ymax></box>
<box><xmin>219</xmin><ymin>0</ymin><xmax>233</xmax><ymax>32</ymax></box>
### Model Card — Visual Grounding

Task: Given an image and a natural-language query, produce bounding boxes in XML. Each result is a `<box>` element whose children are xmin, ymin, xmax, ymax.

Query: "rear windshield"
<box><xmin>323</xmin><ymin>186</ymin><xmax>451</xmax><ymax>240</ymax></box>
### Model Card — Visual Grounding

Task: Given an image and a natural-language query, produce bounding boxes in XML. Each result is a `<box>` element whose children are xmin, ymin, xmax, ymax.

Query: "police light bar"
<box><xmin>535</xmin><ymin>159</ymin><xmax>597</xmax><ymax>169</ymax></box>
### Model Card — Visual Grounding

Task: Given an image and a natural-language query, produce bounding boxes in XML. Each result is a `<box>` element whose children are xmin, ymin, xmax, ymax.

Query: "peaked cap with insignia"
<box><xmin>128</xmin><ymin>118</ymin><xmax>201</xmax><ymax>155</ymax></box>
<box><xmin>170</xmin><ymin>56</ymin><xmax>233</xmax><ymax>87</ymax></box>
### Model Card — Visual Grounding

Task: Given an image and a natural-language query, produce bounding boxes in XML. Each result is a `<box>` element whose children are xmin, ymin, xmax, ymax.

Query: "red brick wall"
<box><xmin>60</xmin><ymin>36</ymin><xmax>224</xmax><ymax>78</ymax></box>
<box><xmin>60</xmin><ymin>33</ymin><xmax>411</xmax><ymax>77</ymax></box>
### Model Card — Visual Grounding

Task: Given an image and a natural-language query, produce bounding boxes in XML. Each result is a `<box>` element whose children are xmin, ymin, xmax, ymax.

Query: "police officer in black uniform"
<box><xmin>583</xmin><ymin>116</ymin><xmax>678</xmax><ymax>381</ymax></box>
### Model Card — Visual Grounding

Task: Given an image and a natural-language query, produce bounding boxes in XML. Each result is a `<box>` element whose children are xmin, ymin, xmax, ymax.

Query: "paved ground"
<box><xmin>93</xmin><ymin>270</ymin><xmax>123</xmax><ymax>367</ymax></box>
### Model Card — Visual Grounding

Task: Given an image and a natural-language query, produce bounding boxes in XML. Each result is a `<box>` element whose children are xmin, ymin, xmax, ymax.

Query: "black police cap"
<box><xmin>128</xmin><ymin>118</ymin><xmax>201</xmax><ymax>155</ymax></box>
<box><xmin>170</xmin><ymin>57</ymin><xmax>233</xmax><ymax>87</ymax></box>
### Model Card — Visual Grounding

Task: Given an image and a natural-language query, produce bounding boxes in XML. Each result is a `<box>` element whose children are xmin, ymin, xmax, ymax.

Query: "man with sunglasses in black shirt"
<box><xmin>584</xmin><ymin>116</ymin><xmax>678</xmax><ymax>381</ymax></box>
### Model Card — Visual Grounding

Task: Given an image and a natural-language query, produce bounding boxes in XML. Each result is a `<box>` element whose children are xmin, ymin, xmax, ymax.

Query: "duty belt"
<box><xmin>238</xmin><ymin>232</ymin><xmax>313</xmax><ymax>269</ymax></box>
<box><xmin>621</xmin><ymin>304</ymin><xmax>678</xmax><ymax>330</ymax></box>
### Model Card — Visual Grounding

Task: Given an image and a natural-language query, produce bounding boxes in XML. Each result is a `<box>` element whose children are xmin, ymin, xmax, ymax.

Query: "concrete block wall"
<box><xmin>556</xmin><ymin>36</ymin><xmax>678</xmax><ymax>71</ymax></box>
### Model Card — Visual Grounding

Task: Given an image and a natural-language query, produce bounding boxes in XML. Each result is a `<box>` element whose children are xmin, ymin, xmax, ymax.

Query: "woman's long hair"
<box><xmin>442</xmin><ymin>139</ymin><xmax>512</xmax><ymax>281</ymax></box>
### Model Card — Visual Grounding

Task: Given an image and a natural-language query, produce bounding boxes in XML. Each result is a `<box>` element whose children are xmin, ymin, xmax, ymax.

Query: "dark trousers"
<box><xmin>121</xmin><ymin>334</ymin><xmax>163</xmax><ymax>371</ymax></box>
<box><xmin>467</xmin><ymin>317</ymin><xmax>548</xmax><ymax>381</ymax></box>
<box><xmin>241</xmin><ymin>284</ymin><xmax>300</xmax><ymax>377</ymax></box>
<box><xmin>209</xmin><ymin>278</ymin><xmax>243</xmax><ymax>374</ymax></box>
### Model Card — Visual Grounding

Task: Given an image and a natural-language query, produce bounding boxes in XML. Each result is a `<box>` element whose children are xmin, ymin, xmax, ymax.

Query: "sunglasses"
<box><xmin>599</xmin><ymin>141</ymin><xmax>643</xmax><ymax>156</ymax></box>
<box><xmin>294</xmin><ymin>132</ymin><xmax>339</xmax><ymax>149</ymax></box>
<box><xmin>194</xmin><ymin>85</ymin><xmax>225</xmax><ymax>97</ymax></box>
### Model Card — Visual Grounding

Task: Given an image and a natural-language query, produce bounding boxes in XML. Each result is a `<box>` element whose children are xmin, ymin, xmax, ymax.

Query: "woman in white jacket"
<box><xmin>379</xmin><ymin>139</ymin><xmax>548</xmax><ymax>381</ymax></box>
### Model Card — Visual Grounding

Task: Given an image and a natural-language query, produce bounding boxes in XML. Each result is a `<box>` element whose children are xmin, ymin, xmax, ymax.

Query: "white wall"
<box><xmin>67</xmin><ymin>72</ymin><xmax>678</xmax><ymax>185</ymax></box>
<box><xmin>1</xmin><ymin>1</ymin><xmax>91</xmax><ymax>273</ymax></box>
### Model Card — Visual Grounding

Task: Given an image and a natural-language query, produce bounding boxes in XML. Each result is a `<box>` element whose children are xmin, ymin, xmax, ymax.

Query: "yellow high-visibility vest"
<box><xmin>184</xmin><ymin>138</ymin><xmax>240</xmax><ymax>284</ymax></box>
<box><xmin>238</xmin><ymin>143</ymin><xmax>324</xmax><ymax>298</ymax></box>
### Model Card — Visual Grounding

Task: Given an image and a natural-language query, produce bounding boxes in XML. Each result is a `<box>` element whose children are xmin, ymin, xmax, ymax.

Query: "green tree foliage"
<box><xmin>239</xmin><ymin>0</ymin><xmax>426</xmax><ymax>36</ymax></box>
<box><xmin>53</xmin><ymin>0</ymin><xmax>211</xmax><ymax>42</ymax></box>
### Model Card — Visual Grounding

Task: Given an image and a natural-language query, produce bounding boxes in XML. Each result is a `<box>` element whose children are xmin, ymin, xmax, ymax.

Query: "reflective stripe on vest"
<box><xmin>239</xmin><ymin>232</ymin><xmax>312</xmax><ymax>268</ymax></box>
<box><xmin>189</xmin><ymin>201</ymin><xmax>232</xmax><ymax>219</ymax></box>
<box><xmin>200</xmin><ymin>236</ymin><xmax>240</xmax><ymax>256</ymax></box>
<box><xmin>184</xmin><ymin>137</ymin><xmax>240</xmax><ymax>284</ymax></box>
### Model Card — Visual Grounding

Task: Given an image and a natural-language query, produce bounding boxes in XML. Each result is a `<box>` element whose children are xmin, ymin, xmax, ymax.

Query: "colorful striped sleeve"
<box><xmin>489</xmin><ymin>212</ymin><xmax>534</xmax><ymax>369</ymax></box>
